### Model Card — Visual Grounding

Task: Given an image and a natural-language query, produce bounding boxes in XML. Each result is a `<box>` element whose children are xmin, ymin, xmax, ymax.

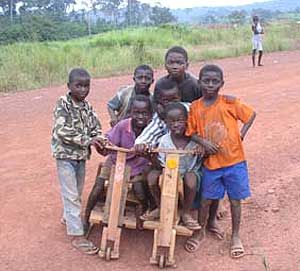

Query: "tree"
<box><xmin>96</xmin><ymin>0</ymin><xmax>124</xmax><ymax>26</ymax></box>
<box><xmin>149</xmin><ymin>5</ymin><xmax>176</xmax><ymax>25</ymax></box>
<box><xmin>227</xmin><ymin>10</ymin><xmax>247</xmax><ymax>25</ymax></box>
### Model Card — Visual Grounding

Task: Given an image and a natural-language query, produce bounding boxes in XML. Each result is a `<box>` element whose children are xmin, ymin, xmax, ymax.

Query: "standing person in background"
<box><xmin>252</xmin><ymin>15</ymin><xmax>264</xmax><ymax>67</ymax></box>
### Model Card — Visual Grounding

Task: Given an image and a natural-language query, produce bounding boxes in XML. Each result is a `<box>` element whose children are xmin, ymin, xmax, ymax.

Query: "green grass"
<box><xmin>1</xmin><ymin>22</ymin><xmax>300</xmax><ymax>93</ymax></box>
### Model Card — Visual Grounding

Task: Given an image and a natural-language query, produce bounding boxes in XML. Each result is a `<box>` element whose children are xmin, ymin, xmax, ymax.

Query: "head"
<box><xmin>165</xmin><ymin>102</ymin><xmax>188</xmax><ymax>137</ymax></box>
<box><xmin>165</xmin><ymin>46</ymin><xmax>188</xmax><ymax>80</ymax></box>
<box><xmin>133</xmin><ymin>64</ymin><xmax>154</xmax><ymax>93</ymax></box>
<box><xmin>154</xmin><ymin>78</ymin><xmax>181</xmax><ymax>119</ymax></box>
<box><xmin>253</xmin><ymin>15</ymin><xmax>259</xmax><ymax>23</ymax></box>
<box><xmin>130</xmin><ymin>95</ymin><xmax>153</xmax><ymax>129</ymax></box>
<box><xmin>68</xmin><ymin>68</ymin><xmax>91</xmax><ymax>103</ymax></box>
<box><xmin>198</xmin><ymin>64</ymin><xmax>224</xmax><ymax>100</ymax></box>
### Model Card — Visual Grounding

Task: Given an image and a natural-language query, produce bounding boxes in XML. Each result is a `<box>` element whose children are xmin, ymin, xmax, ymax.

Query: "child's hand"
<box><xmin>201</xmin><ymin>138</ymin><xmax>220</xmax><ymax>155</ymax></box>
<box><xmin>90</xmin><ymin>136</ymin><xmax>108</xmax><ymax>149</ymax></box>
<box><xmin>134</xmin><ymin>143</ymin><xmax>151</xmax><ymax>155</ymax></box>
<box><xmin>192</xmin><ymin>145</ymin><xmax>205</xmax><ymax>156</ymax></box>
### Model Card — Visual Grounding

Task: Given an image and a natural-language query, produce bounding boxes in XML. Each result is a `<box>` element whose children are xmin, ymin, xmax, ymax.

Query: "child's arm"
<box><xmin>107</xmin><ymin>105</ymin><xmax>118</xmax><ymax>127</ymax></box>
<box><xmin>240</xmin><ymin>111</ymin><xmax>256</xmax><ymax>141</ymax></box>
<box><xmin>191</xmin><ymin>134</ymin><xmax>219</xmax><ymax>155</ymax></box>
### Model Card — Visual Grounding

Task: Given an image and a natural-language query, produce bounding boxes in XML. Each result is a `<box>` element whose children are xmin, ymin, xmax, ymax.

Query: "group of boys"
<box><xmin>51</xmin><ymin>46</ymin><xmax>256</xmax><ymax>258</ymax></box>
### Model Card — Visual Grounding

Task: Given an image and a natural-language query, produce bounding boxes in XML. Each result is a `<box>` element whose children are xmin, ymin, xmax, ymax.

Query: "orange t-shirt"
<box><xmin>186</xmin><ymin>95</ymin><xmax>254</xmax><ymax>170</ymax></box>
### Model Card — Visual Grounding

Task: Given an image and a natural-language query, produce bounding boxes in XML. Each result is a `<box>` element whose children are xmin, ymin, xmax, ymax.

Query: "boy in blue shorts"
<box><xmin>185</xmin><ymin>64</ymin><xmax>256</xmax><ymax>258</ymax></box>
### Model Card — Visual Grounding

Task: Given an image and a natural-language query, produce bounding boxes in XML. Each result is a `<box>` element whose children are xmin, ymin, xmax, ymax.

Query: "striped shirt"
<box><xmin>134</xmin><ymin>102</ymin><xmax>190</xmax><ymax>147</ymax></box>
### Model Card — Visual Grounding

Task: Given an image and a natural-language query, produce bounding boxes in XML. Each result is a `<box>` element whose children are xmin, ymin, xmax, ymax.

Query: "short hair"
<box><xmin>165</xmin><ymin>46</ymin><xmax>188</xmax><ymax>62</ymax></box>
<box><xmin>153</xmin><ymin>78</ymin><xmax>180</xmax><ymax>103</ymax></box>
<box><xmin>199</xmin><ymin>64</ymin><xmax>224</xmax><ymax>81</ymax></box>
<box><xmin>130</xmin><ymin>94</ymin><xmax>153</xmax><ymax>115</ymax></box>
<box><xmin>68</xmin><ymin>68</ymin><xmax>90</xmax><ymax>83</ymax></box>
<box><xmin>165</xmin><ymin>102</ymin><xmax>188</xmax><ymax>120</ymax></box>
<box><xmin>134</xmin><ymin>64</ymin><xmax>154</xmax><ymax>77</ymax></box>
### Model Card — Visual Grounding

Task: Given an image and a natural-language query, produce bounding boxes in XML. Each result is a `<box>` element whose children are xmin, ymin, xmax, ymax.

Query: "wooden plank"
<box><xmin>158</xmin><ymin>154</ymin><xmax>179</xmax><ymax>247</ymax></box>
<box><xmin>107</xmin><ymin>151</ymin><xmax>127</xmax><ymax>240</ymax></box>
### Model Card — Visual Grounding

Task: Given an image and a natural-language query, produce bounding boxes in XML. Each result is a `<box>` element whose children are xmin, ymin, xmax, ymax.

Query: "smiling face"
<box><xmin>133</xmin><ymin>69</ymin><xmax>154</xmax><ymax>93</ymax></box>
<box><xmin>68</xmin><ymin>76</ymin><xmax>90</xmax><ymax>103</ymax></box>
<box><xmin>130</xmin><ymin>100</ymin><xmax>152</xmax><ymax>129</ymax></box>
<box><xmin>165</xmin><ymin>52</ymin><xmax>188</xmax><ymax>80</ymax></box>
<box><xmin>156</xmin><ymin>87</ymin><xmax>181</xmax><ymax>119</ymax></box>
<box><xmin>199</xmin><ymin>71</ymin><xmax>224</xmax><ymax>100</ymax></box>
<box><xmin>166</xmin><ymin>107</ymin><xmax>187</xmax><ymax>137</ymax></box>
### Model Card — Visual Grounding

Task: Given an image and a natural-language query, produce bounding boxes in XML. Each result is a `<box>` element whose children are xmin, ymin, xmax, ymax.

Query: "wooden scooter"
<box><xmin>149</xmin><ymin>149</ymin><xmax>194</xmax><ymax>269</ymax></box>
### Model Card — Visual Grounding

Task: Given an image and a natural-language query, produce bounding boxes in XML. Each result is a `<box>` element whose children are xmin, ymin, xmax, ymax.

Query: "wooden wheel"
<box><xmin>105</xmin><ymin>247</ymin><xmax>111</xmax><ymax>261</ymax></box>
<box><xmin>158</xmin><ymin>255</ymin><xmax>165</xmax><ymax>269</ymax></box>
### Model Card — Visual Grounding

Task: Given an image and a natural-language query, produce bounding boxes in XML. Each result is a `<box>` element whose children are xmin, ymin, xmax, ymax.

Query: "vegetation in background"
<box><xmin>1</xmin><ymin>22</ymin><xmax>300</xmax><ymax>93</ymax></box>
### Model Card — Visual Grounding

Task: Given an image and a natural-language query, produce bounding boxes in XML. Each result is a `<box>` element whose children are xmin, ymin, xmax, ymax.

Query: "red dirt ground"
<box><xmin>1</xmin><ymin>51</ymin><xmax>300</xmax><ymax>271</ymax></box>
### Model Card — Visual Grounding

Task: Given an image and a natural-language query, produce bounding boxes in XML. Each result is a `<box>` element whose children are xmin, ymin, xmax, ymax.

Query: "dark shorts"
<box><xmin>202</xmin><ymin>161</ymin><xmax>251</xmax><ymax>200</ymax></box>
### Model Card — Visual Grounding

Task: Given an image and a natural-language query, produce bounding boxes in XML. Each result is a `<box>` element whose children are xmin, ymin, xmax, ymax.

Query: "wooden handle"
<box><xmin>105</xmin><ymin>145</ymin><xmax>195</xmax><ymax>155</ymax></box>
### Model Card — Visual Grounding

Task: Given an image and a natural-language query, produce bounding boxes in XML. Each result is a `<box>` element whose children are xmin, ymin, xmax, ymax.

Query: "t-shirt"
<box><xmin>186</xmin><ymin>95</ymin><xmax>254</xmax><ymax>170</ymax></box>
<box><xmin>154</xmin><ymin>73</ymin><xmax>202</xmax><ymax>103</ymax></box>
<box><xmin>105</xmin><ymin>118</ymin><xmax>149</xmax><ymax>177</ymax></box>
<box><xmin>107</xmin><ymin>85</ymin><xmax>151</xmax><ymax>121</ymax></box>
<box><xmin>158</xmin><ymin>133</ymin><xmax>202</xmax><ymax>176</ymax></box>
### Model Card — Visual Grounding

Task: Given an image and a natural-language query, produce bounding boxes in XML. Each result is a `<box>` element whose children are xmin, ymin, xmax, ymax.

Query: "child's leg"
<box><xmin>83</xmin><ymin>164</ymin><xmax>107</xmax><ymax>232</ymax></box>
<box><xmin>56</xmin><ymin>159</ymin><xmax>85</xmax><ymax>236</ymax></box>
<box><xmin>147</xmin><ymin>169</ymin><xmax>162</xmax><ymax>208</ymax></box>
<box><xmin>252</xmin><ymin>49</ymin><xmax>256</xmax><ymax>67</ymax></box>
<box><xmin>258</xmin><ymin>50</ymin><xmax>263</xmax><ymax>66</ymax></box>
<box><xmin>132</xmin><ymin>180</ymin><xmax>148</xmax><ymax>212</ymax></box>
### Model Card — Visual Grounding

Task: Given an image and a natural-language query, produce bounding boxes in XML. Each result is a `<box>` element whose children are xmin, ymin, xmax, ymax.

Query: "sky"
<box><xmin>138</xmin><ymin>0</ymin><xmax>271</xmax><ymax>9</ymax></box>
<box><xmin>77</xmin><ymin>0</ymin><xmax>271</xmax><ymax>10</ymax></box>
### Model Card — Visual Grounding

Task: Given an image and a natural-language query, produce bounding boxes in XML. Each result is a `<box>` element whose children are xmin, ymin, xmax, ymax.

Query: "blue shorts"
<box><xmin>202</xmin><ymin>161</ymin><xmax>251</xmax><ymax>200</ymax></box>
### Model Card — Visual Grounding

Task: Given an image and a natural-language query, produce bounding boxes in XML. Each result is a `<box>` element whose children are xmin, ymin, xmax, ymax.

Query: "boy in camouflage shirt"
<box><xmin>51</xmin><ymin>68</ymin><xmax>106</xmax><ymax>255</ymax></box>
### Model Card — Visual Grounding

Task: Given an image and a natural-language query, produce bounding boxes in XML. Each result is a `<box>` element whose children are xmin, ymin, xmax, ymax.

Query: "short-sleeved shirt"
<box><xmin>107</xmin><ymin>85</ymin><xmax>151</xmax><ymax>121</ymax></box>
<box><xmin>186</xmin><ymin>95</ymin><xmax>254</xmax><ymax>170</ymax></box>
<box><xmin>134</xmin><ymin>102</ymin><xmax>190</xmax><ymax>148</ymax></box>
<box><xmin>158</xmin><ymin>133</ymin><xmax>202</xmax><ymax>176</ymax></box>
<box><xmin>105</xmin><ymin>118</ymin><xmax>149</xmax><ymax>177</ymax></box>
<box><xmin>154</xmin><ymin>73</ymin><xmax>202</xmax><ymax>103</ymax></box>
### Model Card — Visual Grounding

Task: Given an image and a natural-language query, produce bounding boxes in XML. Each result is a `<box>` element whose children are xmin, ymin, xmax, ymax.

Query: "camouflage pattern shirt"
<box><xmin>51</xmin><ymin>93</ymin><xmax>103</xmax><ymax>160</ymax></box>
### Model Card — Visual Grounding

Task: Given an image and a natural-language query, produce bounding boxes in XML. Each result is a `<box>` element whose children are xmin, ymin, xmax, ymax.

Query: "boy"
<box><xmin>141</xmin><ymin>103</ymin><xmax>203</xmax><ymax>230</ymax></box>
<box><xmin>83</xmin><ymin>95</ymin><xmax>153</xmax><ymax>231</ymax></box>
<box><xmin>134</xmin><ymin>78</ymin><xmax>189</xmax><ymax>152</ymax></box>
<box><xmin>185</xmin><ymin>64</ymin><xmax>256</xmax><ymax>257</ymax></box>
<box><xmin>252</xmin><ymin>15</ymin><xmax>264</xmax><ymax>67</ymax></box>
<box><xmin>51</xmin><ymin>68</ymin><xmax>107</xmax><ymax>254</ymax></box>
<box><xmin>154</xmin><ymin>46</ymin><xmax>202</xmax><ymax>104</ymax></box>
<box><xmin>107</xmin><ymin>64</ymin><xmax>154</xmax><ymax>127</ymax></box>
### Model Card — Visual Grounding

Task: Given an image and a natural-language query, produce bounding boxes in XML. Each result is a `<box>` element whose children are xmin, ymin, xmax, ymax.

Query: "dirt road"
<box><xmin>1</xmin><ymin>51</ymin><xmax>300</xmax><ymax>271</ymax></box>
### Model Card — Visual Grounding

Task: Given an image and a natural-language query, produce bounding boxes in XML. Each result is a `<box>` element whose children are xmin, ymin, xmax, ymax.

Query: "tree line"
<box><xmin>0</xmin><ymin>0</ymin><xmax>176</xmax><ymax>45</ymax></box>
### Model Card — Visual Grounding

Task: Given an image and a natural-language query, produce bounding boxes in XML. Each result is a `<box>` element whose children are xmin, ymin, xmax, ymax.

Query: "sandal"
<box><xmin>72</xmin><ymin>239</ymin><xmax>99</xmax><ymax>255</ymax></box>
<box><xmin>182</xmin><ymin>214</ymin><xmax>201</xmax><ymax>230</ymax></box>
<box><xmin>140</xmin><ymin>208</ymin><xmax>160</xmax><ymax>221</ymax></box>
<box><xmin>206</xmin><ymin>226</ymin><xmax>224</xmax><ymax>240</ymax></box>
<box><xmin>230</xmin><ymin>240</ymin><xmax>245</xmax><ymax>258</ymax></box>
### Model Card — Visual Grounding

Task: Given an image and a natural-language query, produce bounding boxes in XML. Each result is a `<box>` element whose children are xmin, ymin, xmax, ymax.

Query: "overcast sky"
<box><xmin>77</xmin><ymin>0</ymin><xmax>271</xmax><ymax>9</ymax></box>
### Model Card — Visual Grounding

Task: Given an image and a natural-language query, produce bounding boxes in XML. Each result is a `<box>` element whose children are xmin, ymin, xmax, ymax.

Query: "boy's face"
<box><xmin>165</xmin><ymin>52</ymin><xmax>188</xmax><ymax>80</ymax></box>
<box><xmin>166</xmin><ymin>108</ymin><xmax>187</xmax><ymax>136</ymax></box>
<box><xmin>130</xmin><ymin>100</ymin><xmax>152</xmax><ymax>129</ymax></box>
<box><xmin>133</xmin><ymin>69</ymin><xmax>154</xmax><ymax>93</ymax></box>
<box><xmin>68</xmin><ymin>76</ymin><xmax>90</xmax><ymax>103</ymax></box>
<box><xmin>156</xmin><ymin>87</ymin><xmax>181</xmax><ymax>119</ymax></box>
<box><xmin>199</xmin><ymin>71</ymin><xmax>224</xmax><ymax>100</ymax></box>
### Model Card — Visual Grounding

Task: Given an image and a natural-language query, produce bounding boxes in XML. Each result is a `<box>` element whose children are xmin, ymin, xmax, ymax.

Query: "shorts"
<box><xmin>202</xmin><ymin>161</ymin><xmax>251</xmax><ymax>200</ymax></box>
<box><xmin>252</xmin><ymin>36</ymin><xmax>263</xmax><ymax>51</ymax></box>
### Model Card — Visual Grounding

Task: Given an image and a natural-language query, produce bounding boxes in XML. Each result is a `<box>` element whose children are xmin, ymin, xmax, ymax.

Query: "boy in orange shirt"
<box><xmin>185</xmin><ymin>64</ymin><xmax>256</xmax><ymax>258</ymax></box>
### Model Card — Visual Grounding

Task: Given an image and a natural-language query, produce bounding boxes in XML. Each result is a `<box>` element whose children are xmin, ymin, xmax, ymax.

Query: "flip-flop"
<box><xmin>140</xmin><ymin>208</ymin><xmax>160</xmax><ymax>221</ymax></box>
<box><xmin>182</xmin><ymin>214</ymin><xmax>201</xmax><ymax>230</ymax></box>
<box><xmin>72</xmin><ymin>239</ymin><xmax>99</xmax><ymax>255</ymax></box>
<box><xmin>184</xmin><ymin>237</ymin><xmax>203</xmax><ymax>253</ymax></box>
<box><xmin>206</xmin><ymin>226</ymin><xmax>224</xmax><ymax>240</ymax></box>
<box><xmin>230</xmin><ymin>244</ymin><xmax>245</xmax><ymax>259</ymax></box>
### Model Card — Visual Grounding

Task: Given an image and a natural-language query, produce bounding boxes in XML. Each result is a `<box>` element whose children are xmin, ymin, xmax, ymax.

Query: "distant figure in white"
<box><xmin>251</xmin><ymin>15</ymin><xmax>264</xmax><ymax>67</ymax></box>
